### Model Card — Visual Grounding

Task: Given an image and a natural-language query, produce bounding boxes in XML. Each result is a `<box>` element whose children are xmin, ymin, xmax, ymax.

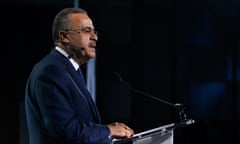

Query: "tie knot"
<box><xmin>77</xmin><ymin>68</ymin><xmax>81</xmax><ymax>74</ymax></box>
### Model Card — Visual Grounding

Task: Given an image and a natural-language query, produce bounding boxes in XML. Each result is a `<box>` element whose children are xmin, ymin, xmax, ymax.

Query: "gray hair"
<box><xmin>52</xmin><ymin>8</ymin><xmax>87</xmax><ymax>45</ymax></box>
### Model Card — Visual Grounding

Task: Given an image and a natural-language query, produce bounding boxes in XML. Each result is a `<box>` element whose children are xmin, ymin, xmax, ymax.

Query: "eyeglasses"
<box><xmin>65</xmin><ymin>27</ymin><xmax>98</xmax><ymax>36</ymax></box>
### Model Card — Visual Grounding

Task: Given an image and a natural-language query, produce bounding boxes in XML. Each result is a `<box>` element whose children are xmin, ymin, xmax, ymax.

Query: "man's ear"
<box><xmin>59</xmin><ymin>31</ymin><xmax>69</xmax><ymax>42</ymax></box>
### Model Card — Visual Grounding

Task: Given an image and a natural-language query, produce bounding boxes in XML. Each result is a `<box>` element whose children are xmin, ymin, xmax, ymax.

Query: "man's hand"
<box><xmin>107</xmin><ymin>122</ymin><xmax>135</xmax><ymax>139</ymax></box>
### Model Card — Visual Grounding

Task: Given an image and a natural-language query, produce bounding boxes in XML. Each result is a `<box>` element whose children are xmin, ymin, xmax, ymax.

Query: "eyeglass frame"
<box><xmin>64</xmin><ymin>27</ymin><xmax>98</xmax><ymax>36</ymax></box>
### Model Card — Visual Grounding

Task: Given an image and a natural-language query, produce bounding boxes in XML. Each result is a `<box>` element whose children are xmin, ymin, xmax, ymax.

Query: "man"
<box><xmin>25</xmin><ymin>7</ymin><xmax>134</xmax><ymax>144</ymax></box>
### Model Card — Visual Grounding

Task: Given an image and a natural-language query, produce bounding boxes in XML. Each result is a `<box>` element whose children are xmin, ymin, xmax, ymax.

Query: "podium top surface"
<box><xmin>112</xmin><ymin>119</ymin><xmax>195</xmax><ymax>144</ymax></box>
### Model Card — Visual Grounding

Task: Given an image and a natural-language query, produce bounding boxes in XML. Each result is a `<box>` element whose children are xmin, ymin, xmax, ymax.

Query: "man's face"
<box><xmin>66</xmin><ymin>13</ymin><xmax>98</xmax><ymax>60</ymax></box>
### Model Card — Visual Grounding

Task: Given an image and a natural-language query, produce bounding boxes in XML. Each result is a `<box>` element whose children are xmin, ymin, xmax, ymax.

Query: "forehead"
<box><xmin>68</xmin><ymin>13</ymin><xmax>94</xmax><ymax>28</ymax></box>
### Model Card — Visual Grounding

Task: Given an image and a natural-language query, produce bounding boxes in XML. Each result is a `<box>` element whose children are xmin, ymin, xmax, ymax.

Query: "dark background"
<box><xmin>2</xmin><ymin>0</ymin><xmax>240</xmax><ymax>143</ymax></box>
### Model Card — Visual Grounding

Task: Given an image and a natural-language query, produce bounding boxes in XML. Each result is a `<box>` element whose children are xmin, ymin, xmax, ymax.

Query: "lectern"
<box><xmin>112</xmin><ymin>119</ymin><xmax>195</xmax><ymax>144</ymax></box>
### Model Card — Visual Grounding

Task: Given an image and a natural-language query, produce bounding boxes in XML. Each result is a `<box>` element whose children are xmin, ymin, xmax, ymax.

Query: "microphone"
<box><xmin>113</xmin><ymin>72</ymin><xmax>192</xmax><ymax>122</ymax></box>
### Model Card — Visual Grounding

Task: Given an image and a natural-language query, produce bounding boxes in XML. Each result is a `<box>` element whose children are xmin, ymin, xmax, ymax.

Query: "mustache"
<box><xmin>89</xmin><ymin>40</ymin><xmax>97</xmax><ymax>48</ymax></box>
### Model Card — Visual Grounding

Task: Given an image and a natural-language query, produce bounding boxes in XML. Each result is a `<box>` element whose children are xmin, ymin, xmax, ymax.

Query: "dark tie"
<box><xmin>77</xmin><ymin>68</ymin><xmax>86</xmax><ymax>85</ymax></box>
<box><xmin>76</xmin><ymin>68</ymin><xmax>102</xmax><ymax>123</ymax></box>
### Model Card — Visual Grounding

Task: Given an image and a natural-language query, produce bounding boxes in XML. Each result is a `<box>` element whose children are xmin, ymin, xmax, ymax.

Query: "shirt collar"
<box><xmin>55</xmin><ymin>46</ymin><xmax>79</xmax><ymax>71</ymax></box>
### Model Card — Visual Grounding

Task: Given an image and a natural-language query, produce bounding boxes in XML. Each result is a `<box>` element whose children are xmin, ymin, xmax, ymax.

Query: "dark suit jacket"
<box><xmin>25</xmin><ymin>49</ymin><xmax>111</xmax><ymax>144</ymax></box>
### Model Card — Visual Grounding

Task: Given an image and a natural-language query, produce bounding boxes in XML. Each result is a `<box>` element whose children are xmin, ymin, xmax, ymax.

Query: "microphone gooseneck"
<box><xmin>113</xmin><ymin>72</ymin><xmax>189</xmax><ymax>121</ymax></box>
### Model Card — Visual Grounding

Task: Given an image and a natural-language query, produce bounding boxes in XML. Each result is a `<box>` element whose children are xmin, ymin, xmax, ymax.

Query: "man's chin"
<box><xmin>89</xmin><ymin>53</ymin><xmax>96</xmax><ymax>59</ymax></box>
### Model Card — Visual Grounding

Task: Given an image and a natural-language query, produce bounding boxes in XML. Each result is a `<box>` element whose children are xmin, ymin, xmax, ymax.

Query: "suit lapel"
<box><xmin>64</xmin><ymin>57</ymin><xmax>101</xmax><ymax>123</ymax></box>
<box><xmin>51</xmin><ymin>49</ymin><xmax>101</xmax><ymax>123</ymax></box>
